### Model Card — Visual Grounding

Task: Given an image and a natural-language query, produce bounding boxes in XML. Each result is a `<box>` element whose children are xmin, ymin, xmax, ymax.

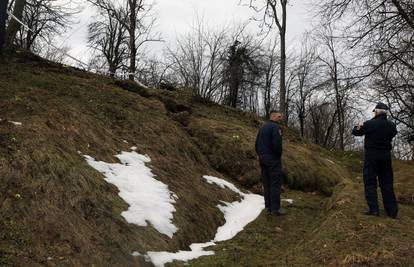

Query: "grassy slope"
<box><xmin>186</xmin><ymin>152</ymin><xmax>414</xmax><ymax>265</ymax></box>
<box><xmin>1</xmin><ymin>53</ymin><xmax>413</xmax><ymax>267</ymax></box>
<box><xmin>0</xmin><ymin>53</ymin><xmax>238</xmax><ymax>266</ymax></box>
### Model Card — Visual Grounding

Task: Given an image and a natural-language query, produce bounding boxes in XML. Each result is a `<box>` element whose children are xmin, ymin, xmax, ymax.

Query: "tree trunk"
<box><xmin>279</xmin><ymin>29</ymin><xmax>286</xmax><ymax>116</ymax></box>
<box><xmin>278</xmin><ymin>1</ymin><xmax>287</xmax><ymax>118</ymax></box>
<box><xmin>5</xmin><ymin>0</ymin><xmax>26</xmax><ymax>50</ymax></box>
<box><xmin>128</xmin><ymin>0</ymin><xmax>137</xmax><ymax>81</ymax></box>
<box><xmin>299</xmin><ymin>103</ymin><xmax>305</xmax><ymax>137</ymax></box>
<box><xmin>333</xmin><ymin>60</ymin><xmax>345</xmax><ymax>151</ymax></box>
<box><xmin>0</xmin><ymin>0</ymin><xmax>9</xmax><ymax>54</ymax></box>
<box><xmin>109</xmin><ymin>64</ymin><xmax>116</xmax><ymax>78</ymax></box>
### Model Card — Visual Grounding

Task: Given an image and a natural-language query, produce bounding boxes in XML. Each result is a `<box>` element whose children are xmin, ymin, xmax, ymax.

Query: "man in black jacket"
<box><xmin>255</xmin><ymin>110</ymin><xmax>286</xmax><ymax>216</ymax></box>
<box><xmin>352</xmin><ymin>102</ymin><xmax>398</xmax><ymax>218</ymax></box>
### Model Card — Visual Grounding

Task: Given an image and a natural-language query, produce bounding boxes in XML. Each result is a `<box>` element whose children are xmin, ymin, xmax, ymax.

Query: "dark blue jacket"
<box><xmin>255</xmin><ymin>121</ymin><xmax>283</xmax><ymax>159</ymax></box>
<box><xmin>352</xmin><ymin>114</ymin><xmax>397</xmax><ymax>159</ymax></box>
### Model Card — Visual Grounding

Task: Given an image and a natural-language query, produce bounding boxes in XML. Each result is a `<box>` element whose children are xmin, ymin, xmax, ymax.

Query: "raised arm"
<box><xmin>352</xmin><ymin>122</ymin><xmax>367</xmax><ymax>136</ymax></box>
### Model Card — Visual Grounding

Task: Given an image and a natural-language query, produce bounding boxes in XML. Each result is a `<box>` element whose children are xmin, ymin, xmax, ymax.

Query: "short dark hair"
<box><xmin>269</xmin><ymin>110</ymin><xmax>281</xmax><ymax>115</ymax></box>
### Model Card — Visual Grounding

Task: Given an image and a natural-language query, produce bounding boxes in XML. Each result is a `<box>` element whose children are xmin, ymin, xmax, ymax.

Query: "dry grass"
<box><xmin>0</xmin><ymin>52</ymin><xmax>238</xmax><ymax>266</ymax></box>
<box><xmin>1</xmin><ymin>52</ymin><xmax>413</xmax><ymax>267</ymax></box>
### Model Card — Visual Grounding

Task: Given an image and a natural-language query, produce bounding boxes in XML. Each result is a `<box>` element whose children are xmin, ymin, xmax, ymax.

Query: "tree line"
<box><xmin>1</xmin><ymin>0</ymin><xmax>413</xmax><ymax>159</ymax></box>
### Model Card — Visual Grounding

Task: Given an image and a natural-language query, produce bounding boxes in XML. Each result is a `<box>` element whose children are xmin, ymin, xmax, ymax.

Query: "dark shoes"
<box><xmin>363</xmin><ymin>209</ymin><xmax>398</xmax><ymax>219</ymax></box>
<box><xmin>270</xmin><ymin>208</ymin><xmax>287</xmax><ymax>216</ymax></box>
<box><xmin>387</xmin><ymin>213</ymin><xmax>398</xmax><ymax>219</ymax></box>
<box><xmin>363</xmin><ymin>210</ymin><xmax>379</xmax><ymax>217</ymax></box>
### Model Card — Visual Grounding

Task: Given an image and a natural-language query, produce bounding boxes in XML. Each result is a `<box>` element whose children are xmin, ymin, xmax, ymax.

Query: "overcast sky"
<box><xmin>61</xmin><ymin>0</ymin><xmax>316</xmax><ymax>62</ymax></box>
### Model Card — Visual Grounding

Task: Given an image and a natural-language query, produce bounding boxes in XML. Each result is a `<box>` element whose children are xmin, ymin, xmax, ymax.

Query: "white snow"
<box><xmin>10</xmin><ymin>121</ymin><xmax>22</xmax><ymax>126</ymax></box>
<box><xmin>131</xmin><ymin>251</ymin><xmax>141</xmax><ymax>257</ymax></box>
<box><xmin>282</xmin><ymin>199</ymin><xmax>294</xmax><ymax>204</ymax></box>
<box><xmin>84</xmin><ymin>150</ymin><xmax>178</xmax><ymax>238</ymax></box>
<box><xmin>145</xmin><ymin>175</ymin><xmax>264</xmax><ymax>267</ymax></box>
<box><xmin>145</xmin><ymin>242</ymin><xmax>215</xmax><ymax>266</ymax></box>
<box><xmin>203</xmin><ymin>175</ymin><xmax>243</xmax><ymax>195</ymax></box>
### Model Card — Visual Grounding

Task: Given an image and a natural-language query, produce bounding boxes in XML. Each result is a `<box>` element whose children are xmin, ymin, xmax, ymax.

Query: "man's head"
<box><xmin>373</xmin><ymin>102</ymin><xmax>390</xmax><ymax>116</ymax></box>
<box><xmin>269</xmin><ymin>110</ymin><xmax>283</xmax><ymax>123</ymax></box>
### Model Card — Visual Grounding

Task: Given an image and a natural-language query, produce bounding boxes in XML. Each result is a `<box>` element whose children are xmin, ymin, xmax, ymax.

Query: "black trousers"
<box><xmin>259</xmin><ymin>155</ymin><xmax>283</xmax><ymax>213</ymax></box>
<box><xmin>363</xmin><ymin>158</ymin><xmax>398</xmax><ymax>216</ymax></box>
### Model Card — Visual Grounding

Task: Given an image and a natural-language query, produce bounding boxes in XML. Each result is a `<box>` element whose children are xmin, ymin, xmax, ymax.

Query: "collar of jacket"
<box><xmin>373</xmin><ymin>113</ymin><xmax>387</xmax><ymax>120</ymax></box>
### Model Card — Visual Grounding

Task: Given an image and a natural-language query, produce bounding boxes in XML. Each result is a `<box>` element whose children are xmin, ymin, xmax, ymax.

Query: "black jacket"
<box><xmin>352</xmin><ymin>114</ymin><xmax>397</xmax><ymax>158</ymax></box>
<box><xmin>255</xmin><ymin>121</ymin><xmax>283</xmax><ymax>159</ymax></box>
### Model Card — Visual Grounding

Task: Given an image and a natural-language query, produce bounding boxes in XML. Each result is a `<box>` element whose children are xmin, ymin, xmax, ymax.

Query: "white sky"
<box><xmin>61</xmin><ymin>0</ymin><xmax>316</xmax><ymax>61</ymax></box>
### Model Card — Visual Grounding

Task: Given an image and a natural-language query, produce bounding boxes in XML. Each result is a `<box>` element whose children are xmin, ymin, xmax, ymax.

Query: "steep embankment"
<box><xmin>0</xmin><ymin>53</ymin><xmax>238</xmax><ymax>266</ymax></box>
<box><xmin>1</xmin><ymin>53</ymin><xmax>413</xmax><ymax>267</ymax></box>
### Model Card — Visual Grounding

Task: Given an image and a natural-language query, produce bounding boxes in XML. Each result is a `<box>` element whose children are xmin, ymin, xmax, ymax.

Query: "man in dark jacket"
<box><xmin>255</xmin><ymin>110</ymin><xmax>286</xmax><ymax>216</ymax></box>
<box><xmin>352</xmin><ymin>102</ymin><xmax>398</xmax><ymax>218</ymax></box>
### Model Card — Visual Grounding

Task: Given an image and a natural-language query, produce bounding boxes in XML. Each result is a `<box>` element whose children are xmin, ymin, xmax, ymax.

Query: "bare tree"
<box><xmin>315</xmin><ymin>23</ymin><xmax>354</xmax><ymax>151</ymax></box>
<box><xmin>260</xmin><ymin>40</ymin><xmax>279</xmax><ymax>118</ymax></box>
<box><xmin>88</xmin><ymin>10</ymin><xmax>128</xmax><ymax>77</ymax></box>
<box><xmin>88</xmin><ymin>0</ymin><xmax>161</xmax><ymax>81</ymax></box>
<box><xmin>292</xmin><ymin>39</ymin><xmax>318</xmax><ymax>137</ymax></box>
<box><xmin>246</xmin><ymin>0</ymin><xmax>288</xmax><ymax>116</ymax></box>
<box><xmin>318</xmin><ymin>0</ymin><xmax>414</xmax><ymax>152</ymax></box>
<box><xmin>15</xmin><ymin>0</ymin><xmax>75</xmax><ymax>51</ymax></box>
<box><xmin>166</xmin><ymin>21</ymin><xmax>228</xmax><ymax>100</ymax></box>
<box><xmin>0</xmin><ymin>0</ymin><xmax>9</xmax><ymax>54</ymax></box>
<box><xmin>5</xmin><ymin>0</ymin><xmax>26</xmax><ymax>50</ymax></box>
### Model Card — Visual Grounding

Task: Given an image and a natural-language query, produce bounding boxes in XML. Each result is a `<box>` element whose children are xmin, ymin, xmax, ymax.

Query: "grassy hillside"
<box><xmin>0</xmin><ymin>52</ymin><xmax>413</xmax><ymax>267</ymax></box>
<box><xmin>187</xmin><ymin>156</ymin><xmax>414</xmax><ymax>266</ymax></box>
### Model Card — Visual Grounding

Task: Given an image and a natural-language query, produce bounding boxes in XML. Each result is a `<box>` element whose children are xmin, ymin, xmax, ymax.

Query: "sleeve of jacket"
<box><xmin>272</xmin><ymin>125</ymin><xmax>282</xmax><ymax>156</ymax></box>
<box><xmin>352</xmin><ymin>122</ymin><xmax>368</xmax><ymax>136</ymax></box>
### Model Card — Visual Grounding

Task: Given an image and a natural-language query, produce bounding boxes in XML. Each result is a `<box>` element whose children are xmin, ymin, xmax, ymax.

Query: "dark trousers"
<box><xmin>363</xmin><ymin>158</ymin><xmax>398</xmax><ymax>216</ymax></box>
<box><xmin>259</xmin><ymin>155</ymin><xmax>283</xmax><ymax>213</ymax></box>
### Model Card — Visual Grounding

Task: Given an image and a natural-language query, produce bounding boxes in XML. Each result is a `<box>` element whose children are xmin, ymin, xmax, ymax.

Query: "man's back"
<box><xmin>255</xmin><ymin>121</ymin><xmax>282</xmax><ymax>159</ymax></box>
<box><xmin>352</xmin><ymin>113</ymin><xmax>397</xmax><ymax>158</ymax></box>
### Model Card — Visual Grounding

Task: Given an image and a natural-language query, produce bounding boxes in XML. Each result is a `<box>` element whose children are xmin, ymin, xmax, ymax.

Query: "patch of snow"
<box><xmin>282</xmin><ymin>199</ymin><xmax>294</xmax><ymax>204</ymax></box>
<box><xmin>214</xmin><ymin>194</ymin><xmax>263</xmax><ymax>242</ymax></box>
<box><xmin>203</xmin><ymin>175</ymin><xmax>243</xmax><ymax>195</ymax></box>
<box><xmin>10</xmin><ymin>121</ymin><xmax>22</xmax><ymax>126</ymax></box>
<box><xmin>123</xmin><ymin>140</ymin><xmax>129</xmax><ymax>143</ymax></box>
<box><xmin>131</xmin><ymin>146</ymin><xmax>137</xmax><ymax>151</ymax></box>
<box><xmin>145</xmin><ymin>242</ymin><xmax>215</xmax><ymax>267</ymax></box>
<box><xmin>84</xmin><ymin>151</ymin><xmax>178</xmax><ymax>238</ymax></box>
<box><xmin>131</xmin><ymin>251</ymin><xmax>141</xmax><ymax>257</ymax></box>
<box><xmin>146</xmin><ymin>176</ymin><xmax>264</xmax><ymax>267</ymax></box>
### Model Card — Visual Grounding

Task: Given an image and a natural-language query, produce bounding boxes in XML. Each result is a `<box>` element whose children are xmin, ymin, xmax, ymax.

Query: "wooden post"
<box><xmin>0</xmin><ymin>0</ymin><xmax>9</xmax><ymax>54</ymax></box>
